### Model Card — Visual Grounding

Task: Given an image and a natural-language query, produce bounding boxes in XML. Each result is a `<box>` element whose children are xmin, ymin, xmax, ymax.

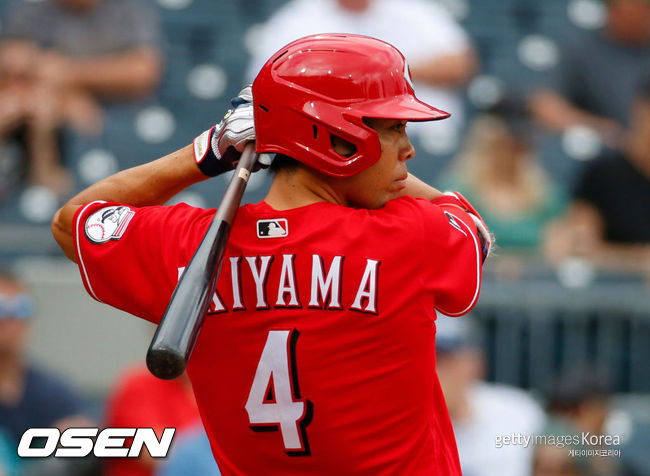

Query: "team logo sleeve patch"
<box><xmin>84</xmin><ymin>206</ymin><xmax>135</xmax><ymax>244</ymax></box>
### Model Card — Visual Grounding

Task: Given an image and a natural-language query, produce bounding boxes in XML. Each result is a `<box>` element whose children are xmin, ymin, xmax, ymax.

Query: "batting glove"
<box><xmin>193</xmin><ymin>85</ymin><xmax>272</xmax><ymax>176</ymax></box>
<box><xmin>432</xmin><ymin>191</ymin><xmax>494</xmax><ymax>262</ymax></box>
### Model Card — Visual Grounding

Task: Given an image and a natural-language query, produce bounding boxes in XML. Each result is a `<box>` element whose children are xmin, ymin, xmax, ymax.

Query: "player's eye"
<box><xmin>392</xmin><ymin>122</ymin><xmax>407</xmax><ymax>133</ymax></box>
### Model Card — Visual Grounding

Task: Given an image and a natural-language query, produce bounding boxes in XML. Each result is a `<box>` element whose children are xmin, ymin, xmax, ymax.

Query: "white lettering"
<box><xmin>230</xmin><ymin>257</ymin><xmax>244</xmax><ymax>310</ymax></box>
<box><xmin>94</xmin><ymin>428</ymin><xmax>135</xmax><ymax>457</ymax></box>
<box><xmin>246</xmin><ymin>330</ymin><xmax>306</xmax><ymax>450</ymax></box>
<box><xmin>17</xmin><ymin>428</ymin><xmax>175</xmax><ymax>458</ymax></box>
<box><xmin>55</xmin><ymin>428</ymin><xmax>98</xmax><ymax>457</ymax></box>
<box><xmin>351</xmin><ymin>259</ymin><xmax>380</xmax><ymax>313</ymax></box>
<box><xmin>174</xmin><ymin>254</ymin><xmax>385</xmax><ymax>314</ymax></box>
<box><xmin>246</xmin><ymin>256</ymin><xmax>273</xmax><ymax>308</ymax></box>
<box><xmin>17</xmin><ymin>428</ymin><xmax>60</xmax><ymax>457</ymax></box>
<box><xmin>276</xmin><ymin>255</ymin><xmax>299</xmax><ymax>306</ymax></box>
<box><xmin>309</xmin><ymin>255</ymin><xmax>342</xmax><ymax>309</ymax></box>
<box><xmin>128</xmin><ymin>428</ymin><xmax>175</xmax><ymax>458</ymax></box>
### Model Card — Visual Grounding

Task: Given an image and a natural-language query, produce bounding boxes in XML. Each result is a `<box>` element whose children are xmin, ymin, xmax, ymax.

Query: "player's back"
<box><xmin>187</xmin><ymin>198</ymin><xmax>464</xmax><ymax>475</ymax></box>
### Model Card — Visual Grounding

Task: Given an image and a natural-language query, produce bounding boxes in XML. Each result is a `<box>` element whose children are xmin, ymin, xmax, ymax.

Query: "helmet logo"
<box><xmin>403</xmin><ymin>60</ymin><xmax>415</xmax><ymax>91</ymax></box>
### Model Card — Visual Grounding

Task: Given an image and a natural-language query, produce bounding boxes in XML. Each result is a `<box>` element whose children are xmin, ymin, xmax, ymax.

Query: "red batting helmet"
<box><xmin>252</xmin><ymin>33</ymin><xmax>450</xmax><ymax>177</ymax></box>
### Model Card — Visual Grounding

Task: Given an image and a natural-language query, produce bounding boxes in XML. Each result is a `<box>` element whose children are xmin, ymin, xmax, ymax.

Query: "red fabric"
<box><xmin>431</xmin><ymin>191</ymin><xmax>492</xmax><ymax>263</ymax></box>
<box><xmin>75</xmin><ymin>196</ymin><xmax>485</xmax><ymax>476</ymax></box>
<box><xmin>103</xmin><ymin>366</ymin><xmax>201</xmax><ymax>476</ymax></box>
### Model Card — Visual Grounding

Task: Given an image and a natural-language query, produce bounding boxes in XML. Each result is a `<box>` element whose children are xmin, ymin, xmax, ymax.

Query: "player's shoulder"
<box><xmin>382</xmin><ymin>196</ymin><xmax>452</xmax><ymax>224</ymax></box>
<box><xmin>375</xmin><ymin>196</ymin><xmax>462</xmax><ymax>243</ymax></box>
<box><xmin>153</xmin><ymin>202</ymin><xmax>216</xmax><ymax>222</ymax></box>
<box><xmin>78</xmin><ymin>201</ymin><xmax>215</xmax><ymax>239</ymax></box>
<box><xmin>84</xmin><ymin>201</ymin><xmax>214</xmax><ymax>223</ymax></box>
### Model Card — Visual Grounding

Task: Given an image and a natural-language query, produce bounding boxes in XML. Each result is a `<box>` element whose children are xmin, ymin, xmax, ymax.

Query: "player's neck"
<box><xmin>264</xmin><ymin>166</ymin><xmax>348</xmax><ymax>210</ymax></box>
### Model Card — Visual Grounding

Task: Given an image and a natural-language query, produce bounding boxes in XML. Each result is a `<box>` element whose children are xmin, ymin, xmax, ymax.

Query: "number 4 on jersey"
<box><xmin>245</xmin><ymin>329</ymin><xmax>312</xmax><ymax>456</ymax></box>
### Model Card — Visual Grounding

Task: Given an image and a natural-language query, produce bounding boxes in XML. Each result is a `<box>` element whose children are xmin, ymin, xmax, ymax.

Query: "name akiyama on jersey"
<box><xmin>178</xmin><ymin>254</ymin><xmax>380</xmax><ymax>315</ymax></box>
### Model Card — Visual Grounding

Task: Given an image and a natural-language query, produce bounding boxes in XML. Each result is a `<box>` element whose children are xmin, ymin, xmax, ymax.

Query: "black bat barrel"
<box><xmin>146</xmin><ymin>220</ymin><xmax>230</xmax><ymax>379</ymax></box>
<box><xmin>146</xmin><ymin>144</ymin><xmax>257</xmax><ymax>379</ymax></box>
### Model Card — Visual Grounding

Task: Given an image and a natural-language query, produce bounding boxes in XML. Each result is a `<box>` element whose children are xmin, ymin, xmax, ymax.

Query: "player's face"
<box><xmin>337</xmin><ymin>118</ymin><xmax>415</xmax><ymax>209</ymax></box>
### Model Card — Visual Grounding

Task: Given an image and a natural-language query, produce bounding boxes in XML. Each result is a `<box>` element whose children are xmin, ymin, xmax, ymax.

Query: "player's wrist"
<box><xmin>193</xmin><ymin>126</ymin><xmax>227</xmax><ymax>177</ymax></box>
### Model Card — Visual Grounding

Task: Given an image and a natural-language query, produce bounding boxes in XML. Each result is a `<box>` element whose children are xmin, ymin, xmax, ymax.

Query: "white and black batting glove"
<box><xmin>432</xmin><ymin>191</ymin><xmax>494</xmax><ymax>262</ymax></box>
<box><xmin>193</xmin><ymin>85</ymin><xmax>272</xmax><ymax>176</ymax></box>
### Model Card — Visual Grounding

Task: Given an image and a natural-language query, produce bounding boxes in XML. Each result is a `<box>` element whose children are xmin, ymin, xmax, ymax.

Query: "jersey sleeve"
<box><xmin>72</xmin><ymin>201</ymin><xmax>214</xmax><ymax>324</ymax></box>
<box><xmin>415</xmin><ymin>199</ymin><xmax>484</xmax><ymax>316</ymax></box>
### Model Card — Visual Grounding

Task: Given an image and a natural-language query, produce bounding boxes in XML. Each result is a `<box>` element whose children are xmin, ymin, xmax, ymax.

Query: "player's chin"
<box><xmin>393</xmin><ymin>177</ymin><xmax>408</xmax><ymax>191</ymax></box>
<box><xmin>387</xmin><ymin>180</ymin><xmax>407</xmax><ymax>197</ymax></box>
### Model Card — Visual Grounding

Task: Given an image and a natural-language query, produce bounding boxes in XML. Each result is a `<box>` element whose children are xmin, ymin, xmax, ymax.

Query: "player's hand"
<box><xmin>193</xmin><ymin>85</ymin><xmax>271</xmax><ymax>176</ymax></box>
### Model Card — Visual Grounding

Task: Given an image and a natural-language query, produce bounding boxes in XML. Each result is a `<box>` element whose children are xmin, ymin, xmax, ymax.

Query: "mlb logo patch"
<box><xmin>257</xmin><ymin>219</ymin><xmax>288</xmax><ymax>238</ymax></box>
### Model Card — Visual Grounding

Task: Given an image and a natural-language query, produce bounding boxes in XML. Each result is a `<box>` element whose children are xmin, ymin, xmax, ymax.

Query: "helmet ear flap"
<box><xmin>329</xmin><ymin>133</ymin><xmax>357</xmax><ymax>158</ymax></box>
<box><xmin>295</xmin><ymin>101</ymin><xmax>382</xmax><ymax>175</ymax></box>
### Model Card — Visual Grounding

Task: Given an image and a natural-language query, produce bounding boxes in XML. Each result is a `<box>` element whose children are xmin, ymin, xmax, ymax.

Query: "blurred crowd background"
<box><xmin>0</xmin><ymin>0</ymin><xmax>649</xmax><ymax>475</ymax></box>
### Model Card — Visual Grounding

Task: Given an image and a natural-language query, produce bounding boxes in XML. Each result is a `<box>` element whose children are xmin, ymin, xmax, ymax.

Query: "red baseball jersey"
<box><xmin>73</xmin><ymin>196</ymin><xmax>484</xmax><ymax>475</ymax></box>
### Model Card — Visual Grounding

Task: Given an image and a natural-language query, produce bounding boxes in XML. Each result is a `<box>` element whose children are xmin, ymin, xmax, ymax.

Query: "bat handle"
<box><xmin>146</xmin><ymin>143</ymin><xmax>258</xmax><ymax>379</ymax></box>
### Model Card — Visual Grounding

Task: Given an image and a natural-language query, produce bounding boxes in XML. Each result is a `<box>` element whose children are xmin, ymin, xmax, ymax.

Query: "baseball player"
<box><xmin>52</xmin><ymin>34</ymin><xmax>492</xmax><ymax>475</ymax></box>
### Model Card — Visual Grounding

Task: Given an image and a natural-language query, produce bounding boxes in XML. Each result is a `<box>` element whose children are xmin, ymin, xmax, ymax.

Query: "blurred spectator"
<box><xmin>0</xmin><ymin>269</ymin><xmax>94</xmax><ymax>475</ymax></box>
<box><xmin>435</xmin><ymin>315</ymin><xmax>545</xmax><ymax>476</ymax></box>
<box><xmin>0</xmin><ymin>428</ymin><xmax>19</xmax><ymax>476</ymax></box>
<box><xmin>0</xmin><ymin>0</ymin><xmax>162</xmax><ymax>197</ymax></box>
<box><xmin>533</xmin><ymin>367</ymin><xmax>623</xmax><ymax>476</ymax></box>
<box><xmin>156</xmin><ymin>424</ymin><xmax>221</xmax><ymax>476</ymax></box>
<box><xmin>544</xmin><ymin>78</ymin><xmax>650</xmax><ymax>272</ymax></box>
<box><xmin>104</xmin><ymin>365</ymin><xmax>202</xmax><ymax>476</ymax></box>
<box><xmin>533</xmin><ymin>443</ymin><xmax>581</xmax><ymax>476</ymax></box>
<box><xmin>529</xmin><ymin>0</ymin><xmax>650</xmax><ymax>148</ymax></box>
<box><xmin>245</xmin><ymin>0</ymin><xmax>477</xmax><ymax>141</ymax></box>
<box><xmin>440</xmin><ymin>96</ymin><xmax>565</xmax><ymax>251</ymax></box>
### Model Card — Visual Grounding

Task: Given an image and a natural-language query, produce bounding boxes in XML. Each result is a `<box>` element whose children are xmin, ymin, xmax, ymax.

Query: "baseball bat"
<box><xmin>146</xmin><ymin>143</ymin><xmax>258</xmax><ymax>379</ymax></box>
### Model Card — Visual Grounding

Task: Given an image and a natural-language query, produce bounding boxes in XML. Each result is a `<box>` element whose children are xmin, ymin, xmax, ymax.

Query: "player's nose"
<box><xmin>399</xmin><ymin>136</ymin><xmax>415</xmax><ymax>162</ymax></box>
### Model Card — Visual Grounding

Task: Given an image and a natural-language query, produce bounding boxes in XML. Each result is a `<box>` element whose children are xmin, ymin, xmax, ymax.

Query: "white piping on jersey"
<box><xmin>436</xmin><ymin>212</ymin><xmax>481</xmax><ymax>317</ymax></box>
<box><xmin>76</xmin><ymin>200</ymin><xmax>107</xmax><ymax>303</ymax></box>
